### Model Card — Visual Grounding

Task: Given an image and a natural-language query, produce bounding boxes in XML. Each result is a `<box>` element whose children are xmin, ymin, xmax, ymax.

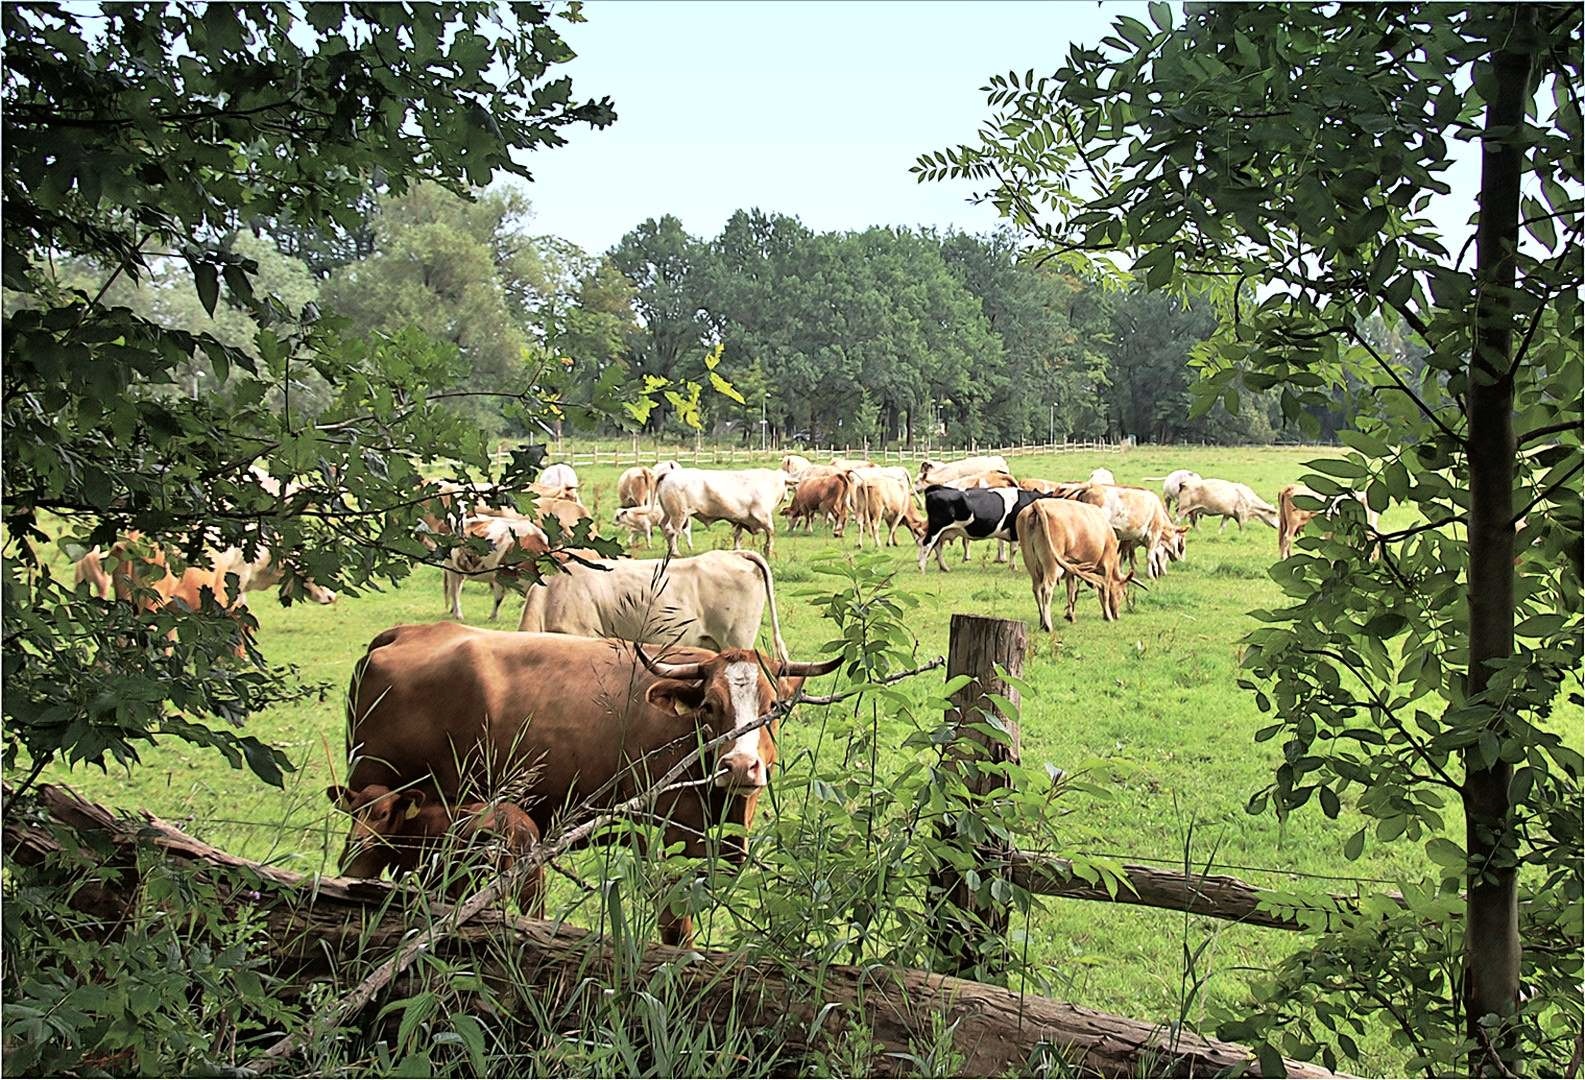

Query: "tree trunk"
<box><xmin>929</xmin><ymin>614</ymin><xmax>1025</xmax><ymax>975</ymax></box>
<box><xmin>3</xmin><ymin>783</ymin><xmax>1345</xmax><ymax>1079</ymax></box>
<box><xmin>1464</xmin><ymin>7</ymin><xmax>1534</xmax><ymax>1069</ymax></box>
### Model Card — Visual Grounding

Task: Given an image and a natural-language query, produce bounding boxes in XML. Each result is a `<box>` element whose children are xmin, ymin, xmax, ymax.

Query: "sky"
<box><xmin>510</xmin><ymin>0</ymin><xmax>1153</xmax><ymax>255</ymax></box>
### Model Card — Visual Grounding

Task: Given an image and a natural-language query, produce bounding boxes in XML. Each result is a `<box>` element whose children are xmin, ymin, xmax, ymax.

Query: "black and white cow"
<box><xmin>917</xmin><ymin>485</ymin><xmax>1052</xmax><ymax>573</ymax></box>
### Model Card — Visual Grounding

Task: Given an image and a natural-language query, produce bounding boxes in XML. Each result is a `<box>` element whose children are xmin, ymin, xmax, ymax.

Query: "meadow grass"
<box><xmin>34</xmin><ymin>444</ymin><xmax>1576</xmax><ymax>1073</ymax></box>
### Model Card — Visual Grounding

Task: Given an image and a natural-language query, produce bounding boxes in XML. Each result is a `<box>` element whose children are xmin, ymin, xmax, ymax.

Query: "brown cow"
<box><xmin>108</xmin><ymin>535</ymin><xmax>253</xmax><ymax>655</ymax></box>
<box><xmin>1018</xmin><ymin>498</ymin><xmax>1130</xmax><ymax>628</ymax></box>
<box><xmin>617</xmin><ymin>466</ymin><xmax>656</xmax><ymax>508</ymax></box>
<box><xmin>781</xmin><ymin>472</ymin><xmax>850</xmax><ymax>535</ymax></box>
<box><xmin>342</xmin><ymin>625</ymin><xmax>841</xmax><ymax>944</ymax></box>
<box><xmin>444</xmin><ymin>515</ymin><xmax>551</xmax><ymax>621</ymax></box>
<box><xmin>850</xmin><ymin>471</ymin><xmax>925</xmax><ymax>548</ymax></box>
<box><xmin>327</xmin><ymin>782</ymin><xmax>544</xmax><ymax>914</ymax></box>
<box><xmin>1277</xmin><ymin>484</ymin><xmax>1381</xmax><ymax>559</ymax></box>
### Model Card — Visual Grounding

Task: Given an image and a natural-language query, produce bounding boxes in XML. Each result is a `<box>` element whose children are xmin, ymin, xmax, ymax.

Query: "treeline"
<box><xmin>51</xmin><ymin>184</ymin><xmax>1316</xmax><ymax>445</ymax></box>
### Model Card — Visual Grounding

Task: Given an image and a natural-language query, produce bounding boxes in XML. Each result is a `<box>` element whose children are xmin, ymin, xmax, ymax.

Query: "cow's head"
<box><xmin>1167</xmin><ymin>525</ymin><xmax>1189</xmax><ymax>562</ymax></box>
<box><xmin>915</xmin><ymin>460</ymin><xmax>944</xmax><ymax>491</ymax></box>
<box><xmin>328</xmin><ymin>782</ymin><xmax>432</xmax><ymax>879</ymax></box>
<box><xmin>636</xmin><ymin>646</ymin><xmax>842</xmax><ymax>791</ymax></box>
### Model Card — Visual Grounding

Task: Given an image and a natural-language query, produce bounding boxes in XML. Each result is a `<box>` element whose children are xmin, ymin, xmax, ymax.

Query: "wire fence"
<box><xmin>150</xmin><ymin>811</ymin><xmax>1409</xmax><ymax>892</ymax></box>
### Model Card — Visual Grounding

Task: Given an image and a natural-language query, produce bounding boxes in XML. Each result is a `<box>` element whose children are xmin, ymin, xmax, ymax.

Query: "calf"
<box><xmin>614</xmin><ymin>504</ymin><xmax>673</xmax><ymax>548</ymax></box>
<box><xmin>1018</xmin><ymin>498</ymin><xmax>1130</xmax><ymax>627</ymax></box>
<box><xmin>917</xmin><ymin>485</ymin><xmax>1049</xmax><ymax>573</ymax></box>
<box><xmin>782</xmin><ymin>472</ymin><xmax>850</xmax><ymax>535</ymax></box>
<box><xmin>328</xmin><ymin>783</ymin><xmax>544</xmax><ymax>915</ymax></box>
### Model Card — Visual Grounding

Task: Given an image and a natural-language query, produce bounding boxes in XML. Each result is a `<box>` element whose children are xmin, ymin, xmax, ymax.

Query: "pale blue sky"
<box><xmin>512</xmin><ymin>0</ymin><xmax>1151</xmax><ymax>254</ymax></box>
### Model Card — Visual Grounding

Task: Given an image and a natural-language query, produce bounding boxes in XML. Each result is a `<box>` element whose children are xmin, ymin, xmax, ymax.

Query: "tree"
<box><xmin>921</xmin><ymin>4</ymin><xmax>1582</xmax><ymax>1074</ymax></box>
<box><xmin>323</xmin><ymin>183</ymin><xmax>544</xmax><ymax>435</ymax></box>
<box><xmin>2</xmin><ymin>2</ymin><xmax>621</xmax><ymax>787</ymax></box>
<box><xmin>609</xmin><ymin>214</ymin><xmax>713</xmax><ymax>430</ymax></box>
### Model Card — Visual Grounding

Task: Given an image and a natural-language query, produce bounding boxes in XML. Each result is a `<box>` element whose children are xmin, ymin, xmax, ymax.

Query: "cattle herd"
<box><xmin>70</xmin><ymin>451</ymin><xmax>1376</xmax><ymax>942</ymax></box>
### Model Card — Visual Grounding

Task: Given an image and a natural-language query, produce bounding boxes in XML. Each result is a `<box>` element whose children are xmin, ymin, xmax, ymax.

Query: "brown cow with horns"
<box><xmin>339</xmin><ymin>623</ymin><xmax>841</xmax><ymax>944</ymax></box>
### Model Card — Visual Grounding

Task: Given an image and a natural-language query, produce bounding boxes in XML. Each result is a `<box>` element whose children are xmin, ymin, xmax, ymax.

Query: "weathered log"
<box><xmin>1009</xmin><ymin>851</ymin><xmax>1385</xmax><ymax>932</ymax></box>
<box><xmin>2</xmin><ymin>783</ymin><xmax>1345</xmax><ymax>1078</ymax></box>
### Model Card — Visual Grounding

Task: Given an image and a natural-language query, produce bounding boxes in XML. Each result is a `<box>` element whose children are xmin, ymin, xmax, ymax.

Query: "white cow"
<box><xmin>654</xmin><ymin>466</ymin><xmax>785</xmax><ymax>557</ymax></box>
<box><xmin>614</xmin><ymin>504</ymin><xmax>679</xmax><ymax>549</ymax></box>
<box><xmin>780</xmin><ymin>454</ymin><xmax>813</xmax><ymax>478</ymax></box>
<box><xmin>1176</xmin><ymin>478</ymin><xmax>1279</xmax><ymax>529</ymax></box>
<box><xmin>849</xmin><ymin>470</ymin><xmax>925</xmax><ymax>548</ymax></box>
<box><xmin>1088</xmin><ymin>468</ymin><xmax>1116</xmax><ymax>486</ymax></box>
<box><xmin>517</xmin><ymin>549</ymin><xmax>789</xmax><ymax>661</ymax></box>
<box><xmin>539</xmin><ymin>463</ymin><xmax>578</xmax><ymax>496</ymax></box>
<box><xmin>1159</xmin><ymin>470</ymin><xmax>1201</xmax><ymax>509</ymax></box>
<box><xmin>916</xmin><ymin>455</ymin><xmax>1011</xmax><ymax>491</ymax></box>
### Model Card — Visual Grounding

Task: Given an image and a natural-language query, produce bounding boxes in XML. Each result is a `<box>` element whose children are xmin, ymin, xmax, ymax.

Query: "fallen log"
<box><xmin>1009</xmin><ymin>851</ymin><xmax>1396</xmax><ymax>932</ymax></box>
<box><xmin>2</xmin><ymin>783</ymin><xmax>1345</xmax><ymax>1078</ymax></box>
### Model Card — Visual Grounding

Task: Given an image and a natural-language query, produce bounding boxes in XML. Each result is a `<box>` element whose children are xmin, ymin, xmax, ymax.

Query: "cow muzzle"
<box><xmin>716</xmin><ymin>753</ymin><xmax>767</xmax><ymax>790</ymax></box>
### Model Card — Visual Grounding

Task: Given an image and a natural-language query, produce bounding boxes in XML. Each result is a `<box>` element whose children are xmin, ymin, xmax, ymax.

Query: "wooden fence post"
<box><xmin>930</xmin><ymin>613</ymin><xmax>1026</xmax><ymax>977</ymax></box>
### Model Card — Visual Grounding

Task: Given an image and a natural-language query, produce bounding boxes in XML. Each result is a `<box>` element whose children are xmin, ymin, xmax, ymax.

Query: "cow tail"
<box><xmin>739</xmin><ymin>550</ymin><xmax>788</xmax><ymax>663</ymax></box>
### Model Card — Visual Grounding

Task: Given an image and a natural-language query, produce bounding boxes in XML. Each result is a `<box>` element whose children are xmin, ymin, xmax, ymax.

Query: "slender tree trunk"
<box><xmin>1463</xmin><ymin>7</ymin><xmax>1534</xmax><ymax>1070</ymax></box>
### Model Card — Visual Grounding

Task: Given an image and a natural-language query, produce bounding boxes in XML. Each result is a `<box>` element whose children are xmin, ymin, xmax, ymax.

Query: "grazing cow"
<box><xmin>1175</xmin><ymin>478</ymin><xmax>1280</xmax><ymax>530</ymax></box>
<box><xmin>342</xmin><ymin>624</ymin><xmax>840</xmax><ymax>943</ymax></box>
<box><xmin>1018</xmin><ymin>498</ymin><xmax>1130</xmax><ymax>627</ymax></box>
<box><xmin>916</xmin><ymin>485</ymin><xmax>1050</xmax><ymax>573</ymax></box>
<box><xmin>618</xmin><ymin>466</ymin><xmax>657</xmax><ymax>508</ymax></box>
<box><xmin>780</xmin><ymin>454</ymin><xmax>813</xmax><ymax>479</ymax></box>
<box><xmin>850</xmin><ymin>471</ymin><xmax>926</xmax><ymax>548</ymax></box>
<box><xmin>1277</xmin><ymin>484</ymin><xmax>1381</xmax><ymax>559</ymax></box>
<box><xmin>108</xmin><ymin>536</ymin><xmax>254</xmax><ymax>655</ymax></box>
<box><xmin>1159</xmin><ymin>470</ymin><xmax>1201</xmax><ymax>510</ymax></box>
<box><xmin>782</xmin><ymin>472</ymin><xmax>850</xmax><ymax>535</ymax></box>
<box><xmin>1103</xmin><ymin>486</ymin><xmax>1190</xmax><ymax>578</ymax></box>
<box><xmin>444</xmin><ymin>515</ymin><xmax>550</xmax><ymax>621</ymax></box>
<box><xmin>614</xmin><ymin>505</ymin><xmax>672</xmax><ymax>548</ymax></box>
<box><xmin>1088</xmin><ymin>468</ymin><xmax>1117</xmax><ymax>486</ymax></box>
<box><xmin>539</xmin><ymin>463</ymin><xmax>579</xmax><ymax>497</ymax></box>
<box><xmin>654</xmin><ymin>467</ymin><xmax>784</xmax><ymax>557</ymax></box>
<box><xmin>915</xmin><ymin>455</ymin><xmax>1011</xmax><ymax>492</ymax></box>
<box><xmin>328</xmin><ymin>783</ymin><xmax>544</xmax><ymax>914</ymax></box>
<box><xmin>223</xmin><ymin>547</ymin><xmax>339</xmax><ymax>605</ymax></box>
<box><xmin>517</xmin><ymin>549</ymin><xmax>789</xmax><ymax>661</ymax></box>
<box><xmin>942</xmin><ymin>470</ymin><xmax>1020</xmax><ymax>563</ymax></box>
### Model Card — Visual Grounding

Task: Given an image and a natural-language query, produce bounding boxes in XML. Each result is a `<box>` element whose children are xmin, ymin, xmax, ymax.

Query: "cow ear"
<box><xmin>646</xmin><ymin>678</ymin><xmax>706</xmax><ymax>716</ymax></box>
<box><xmin>326</xmin><ymin>785</ymin><xmax>351</xmax><ymax>808</ymax></box>
<box><xmin>401</xmin><ymin>789</ymin><xmax>427</xmax><ymax>820</ymax></box>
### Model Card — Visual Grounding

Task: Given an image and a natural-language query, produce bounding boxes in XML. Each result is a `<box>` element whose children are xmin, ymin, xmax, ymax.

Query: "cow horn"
<box><xmin>633</xmin><ymin>642</ymin><xmax>704</xmax><ymax>680</ymax></box>
<box><xmin>776</xmin><ymin>656</ymin><xmax>844</xmax><ymax>678</ymax></box>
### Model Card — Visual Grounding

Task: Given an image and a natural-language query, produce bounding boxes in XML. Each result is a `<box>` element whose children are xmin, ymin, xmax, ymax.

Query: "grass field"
<box><xmin>36</xmin><ymin>444</ymin><xmax>1567</xmax><ymax>1074</ymax></box>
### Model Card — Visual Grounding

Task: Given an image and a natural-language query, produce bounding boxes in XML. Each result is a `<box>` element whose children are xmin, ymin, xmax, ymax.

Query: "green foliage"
<box><xmin>2</xmin><ymin>840</ymin><xmax>300</xmax><ymax>1076</ymax></box>
<box><xmin>1</xmin><ymin>3</ymin><xmax>623</xmax><ymax>785</ymax></box>
<box><xmin>920</xmin><ymin>3</ymin><xmax>1583</xmax><ymax>1073</ymax></box>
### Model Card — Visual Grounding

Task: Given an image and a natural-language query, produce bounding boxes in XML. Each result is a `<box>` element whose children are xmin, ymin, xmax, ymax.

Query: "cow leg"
<box><xmin>1065</xmin><ymin>574</ymin><xmax>1080</xmax><ymax>622</ymax></box>
<box><xmin>445</xmin><ymin>569</ymin><xmax>464</xmax><ymax>620</ymax></box>
<box><xmin>684</xmin><ymin>521</ymin><xmax>695</xmax><ymax>551</ymax></box>
<box><xmin>1031</xmin><ymin>562</ymin><xmax>1054</xmax><ymax>632</ymax></box>
<box><xmin>918</xmin><ymin>531</ymin><xmax>945</xmax><ymax>573</ymax></box>
<box><xmin>764</xmin><ymin>524</ymin><xmax>774</xmax><ymax>559</ymax></box>
<box><xmin>488</xmin><ymin>580</ymin><xmax>508</xmax><ymax>621</ymax></box>
<box><xmin>961</xmin><ymin>535</ymin><xmax>971</xmax><ymax>562</ymax></box>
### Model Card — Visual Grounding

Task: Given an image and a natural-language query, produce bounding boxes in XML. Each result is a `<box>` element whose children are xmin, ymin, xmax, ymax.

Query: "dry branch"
<box><xmin>2</xmin><ymin>782</ymin><xmax>1346</xmax><ymax>1078</ymax></box>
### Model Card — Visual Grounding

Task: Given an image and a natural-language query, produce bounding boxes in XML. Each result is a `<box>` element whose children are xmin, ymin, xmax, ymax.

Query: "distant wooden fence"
<box><xmin>494</xmin><ymin>437</ymin><xmax>1133</xmax><ymax>471</ymax></box>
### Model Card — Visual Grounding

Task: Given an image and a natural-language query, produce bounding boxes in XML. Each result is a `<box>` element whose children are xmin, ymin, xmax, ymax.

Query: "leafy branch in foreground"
<box><xmin>920</xmin><ymin>4</ymin><xmax>1581</xmax><ymax>1074</ymax></box>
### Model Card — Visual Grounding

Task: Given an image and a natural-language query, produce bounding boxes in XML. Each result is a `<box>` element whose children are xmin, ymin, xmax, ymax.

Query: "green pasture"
<box><xmin>36</xmin><ymin>444</ymin><xmax>1569</xmax><ymax>1073</ymax></box>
